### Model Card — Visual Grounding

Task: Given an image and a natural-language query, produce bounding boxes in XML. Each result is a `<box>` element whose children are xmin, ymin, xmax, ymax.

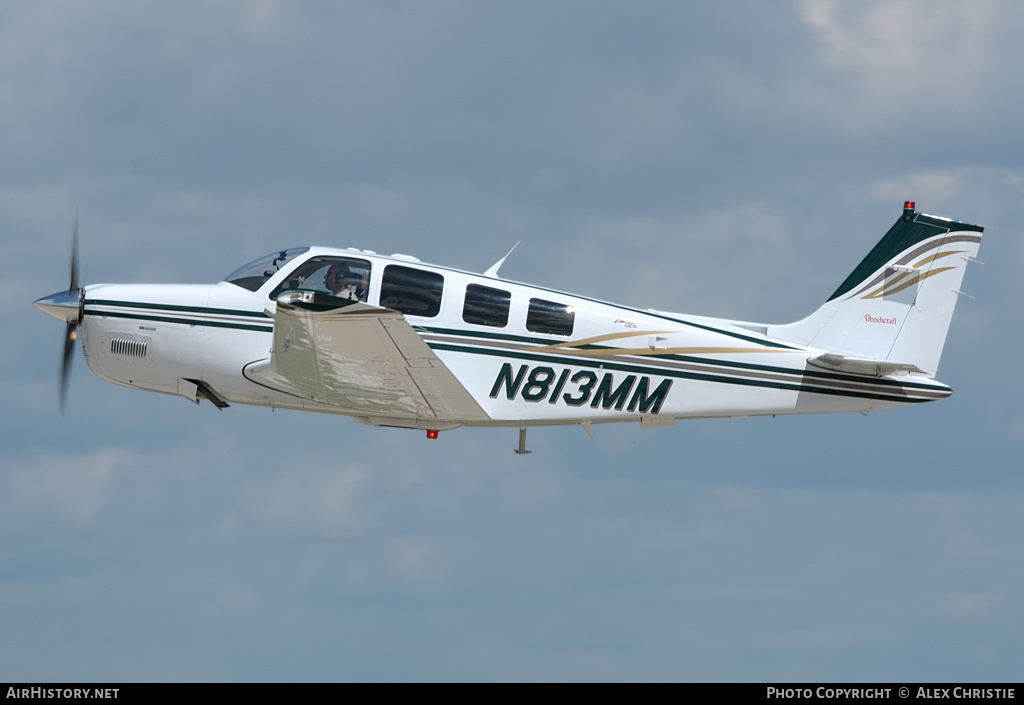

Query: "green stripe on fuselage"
<box><xmin>423</xmin><ymin>328</ymin><xmax>944</xmax><ymax>392</ymax></box>
<box><xmin>85</xmin><ymin>299</ymin><xmax>270</xmax><ymax>318</ymax></box>
<box><xmin>428</xmin><ymin>342</ymin><xmax>938</xmax><ymax>405</ymax></box>
<box><xmin>84</xmin><ymin>307</ymin><xmax>273</xmax><ymax>333</ymax></box>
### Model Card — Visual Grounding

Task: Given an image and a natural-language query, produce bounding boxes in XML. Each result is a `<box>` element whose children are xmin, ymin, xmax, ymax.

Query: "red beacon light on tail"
<box><xmin>904</xmin><ymin>200</ymin><xmax>916</xmax><ymax>211</ymax></box>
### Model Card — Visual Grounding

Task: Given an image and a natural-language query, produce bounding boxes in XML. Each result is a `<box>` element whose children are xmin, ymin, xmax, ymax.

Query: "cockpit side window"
<box><xmin>224</xmin><ymin>248</ymin><xmax>310</xmax><ymax>292</ymax></box>
<box><xmin>270</xmin><ymin>256</ymin><xmax>372</xmax><ymax>302</ymax></box>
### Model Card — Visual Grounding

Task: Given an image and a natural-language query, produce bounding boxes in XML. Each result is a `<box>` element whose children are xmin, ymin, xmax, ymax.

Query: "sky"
<box><xmin>2</xmin><ymin>0</ymin><xmax>1023</xmax><ymax>682</ymax></box>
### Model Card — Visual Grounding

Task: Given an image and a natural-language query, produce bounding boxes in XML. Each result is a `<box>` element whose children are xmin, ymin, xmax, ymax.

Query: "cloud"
<box><xmin>547</xmin><ymin>202</ymin><xmax>796</xmax><ymax>319</ymax></box>
<box><xmin>799</xmin><ymin>0</ymin><xmax>996</xmax><ymax>125</ymax></box>
<box><xmin>934</xmin><ymin>590</ymin><xmax>998</xmax><ymax>618</ymax></box>
<box><xmin>1007</xmin><ymin>417</ymin><xmax>1024</xmax><ymax>445</ymax></box>
<box><xmin>871</xmin><ymin>170</ymin><xmax>961</xmax><ymax>207</ymax></box>
<box><xmin>242</xmin><ymin>0</ymin><xmax>281</xmax><ymax>33</ymax></box>
<box><xmin>236</xmin><ymin>464</ymin><xmax>368</xmax><ymax>534</ymax></box>
<box><xmin>2</xmin><ymin>448</ymin><xmax>129</xmax><ymax>522</ymax></box>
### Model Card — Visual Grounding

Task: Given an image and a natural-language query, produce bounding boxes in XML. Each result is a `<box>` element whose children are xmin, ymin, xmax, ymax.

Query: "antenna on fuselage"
<box><xmin>514</xmin><ymin>426</ymin><xmax>532</xmax><ymax>455</ymax></box>
<box><xmin>484</xmin><ymin>241</ymin><xmax>520</xmax><ymax>278</ymax></box>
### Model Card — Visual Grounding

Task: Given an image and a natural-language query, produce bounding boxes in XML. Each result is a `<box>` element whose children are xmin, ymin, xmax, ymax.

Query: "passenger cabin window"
<box><xmin>527</xmin><ymin>298</ymin><xmax>575</xmax><ymax>336</ymax></box>
<box><xmin>270</xmin><ymin>256</ymin><xmax>371</xmax><ymax>302</ymax></box>
<box><xmin>462</xmin><ymin>284</ymin><xmax>511</xmax><ymax>328</ymax></box>
<box><xmin>380</xmin><ymin>265</ymin><xmax>444</xmax><ymax>318</ymax></box>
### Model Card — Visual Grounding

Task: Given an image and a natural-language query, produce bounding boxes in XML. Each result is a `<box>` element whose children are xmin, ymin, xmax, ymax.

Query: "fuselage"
<box><xmin>69</xmin><ymin>245</ymin><xmax>951</xmax><ymax>429</ymax></box>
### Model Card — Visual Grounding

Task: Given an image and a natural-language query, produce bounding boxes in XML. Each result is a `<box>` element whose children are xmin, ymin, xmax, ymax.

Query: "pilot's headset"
<box><xmin>331</xmin><ymin>263</ymin><xmax>350</xmax><ymax>283</ymax></box>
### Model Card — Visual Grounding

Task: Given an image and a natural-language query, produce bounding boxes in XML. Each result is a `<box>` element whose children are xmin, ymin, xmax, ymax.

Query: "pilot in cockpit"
<box><xmin>325</xmin><ymin>262</ymin><xmax>366</xmax><ymax>301</ymax></box>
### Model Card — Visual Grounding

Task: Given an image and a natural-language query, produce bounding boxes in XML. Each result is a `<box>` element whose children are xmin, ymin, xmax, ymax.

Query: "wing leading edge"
<box><xmin>244</xmin><ymin>293</ymin><xmax>488</xmax><ymax>428</ymax></box>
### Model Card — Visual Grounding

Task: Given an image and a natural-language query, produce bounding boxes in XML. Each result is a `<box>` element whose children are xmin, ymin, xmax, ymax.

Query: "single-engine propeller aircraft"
<box><xmin>35</xmin><ymin>202</ymin><xmax>982</xmax><ymax>453</ymax></box>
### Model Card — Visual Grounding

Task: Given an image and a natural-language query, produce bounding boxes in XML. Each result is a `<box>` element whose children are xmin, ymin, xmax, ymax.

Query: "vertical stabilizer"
<box><xmin>769</xmin><ymin>203</ymin><xmax>983</xmax><ymax>377</ymax></box>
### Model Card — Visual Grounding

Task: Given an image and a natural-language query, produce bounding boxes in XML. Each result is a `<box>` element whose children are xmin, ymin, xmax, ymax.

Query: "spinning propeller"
<box><xmin>33</xmin><ymin>215</ymin><xmax>85</xmax><ymax>413</ymax></box>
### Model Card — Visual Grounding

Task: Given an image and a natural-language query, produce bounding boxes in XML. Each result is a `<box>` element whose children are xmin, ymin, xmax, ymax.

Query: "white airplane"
<box><xmin>35</xmin><ymin>201</ymin><xmax>982</xmax><ymax>453</ymax></box>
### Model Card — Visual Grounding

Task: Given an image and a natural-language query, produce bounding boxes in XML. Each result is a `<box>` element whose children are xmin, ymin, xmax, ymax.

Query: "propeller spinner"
<box><xmin>33</xmin><ymin>216</ymin><xmax>84</xmax><ymax>413</ymax></box>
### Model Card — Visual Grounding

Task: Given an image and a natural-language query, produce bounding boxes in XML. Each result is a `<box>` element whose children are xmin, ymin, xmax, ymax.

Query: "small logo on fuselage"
<box><xmin>864</xmin><ymin>314</ymin><xmax>897</xmax><ymax>324</ymax></box>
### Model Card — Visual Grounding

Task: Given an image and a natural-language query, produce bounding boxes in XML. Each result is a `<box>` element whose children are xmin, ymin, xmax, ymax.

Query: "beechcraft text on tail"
<box><xmin>34</xmin><ymin>201</ymin><xmax>983</xmax><ymax>453</ymax></box>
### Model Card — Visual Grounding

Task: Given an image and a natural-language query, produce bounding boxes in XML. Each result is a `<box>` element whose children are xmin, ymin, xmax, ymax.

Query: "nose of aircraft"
<box><xmin>34</xmin><ymin>289</ymin><xmax>84</xmax><ymax>323</ymax></box>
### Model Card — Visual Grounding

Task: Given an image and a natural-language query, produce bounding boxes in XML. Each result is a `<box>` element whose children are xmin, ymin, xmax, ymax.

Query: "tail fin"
<box><xmin>770</xmin><ymin>202</ymin><xmax>983</xmax><ymax>377</ymax></box>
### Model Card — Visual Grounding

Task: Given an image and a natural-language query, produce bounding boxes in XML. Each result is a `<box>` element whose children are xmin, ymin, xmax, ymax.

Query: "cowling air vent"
<box><xmin>111</xmin><ymin>337</ymin><xmax>148</xmax><ymax>359</ymax></box>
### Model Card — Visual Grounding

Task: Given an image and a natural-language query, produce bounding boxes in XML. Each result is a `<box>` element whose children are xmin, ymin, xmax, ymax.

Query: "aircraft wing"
<box><xmin>245</xmin><ymin>292</ymin><xmax>488</xmax><ymax>425</ymax></box>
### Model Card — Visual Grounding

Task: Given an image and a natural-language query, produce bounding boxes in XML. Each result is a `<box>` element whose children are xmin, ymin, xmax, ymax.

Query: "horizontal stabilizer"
<box><xmin>807</xmin><ymin>353</ymin><xmax>925</xmax><ymax>378</ymax></box>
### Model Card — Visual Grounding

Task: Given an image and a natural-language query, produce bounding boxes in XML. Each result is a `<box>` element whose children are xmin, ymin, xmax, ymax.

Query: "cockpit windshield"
<box><xmin>224</xmin><ymin>248</ymin><xmax>310</xmax><ymax>292</ymax></box>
